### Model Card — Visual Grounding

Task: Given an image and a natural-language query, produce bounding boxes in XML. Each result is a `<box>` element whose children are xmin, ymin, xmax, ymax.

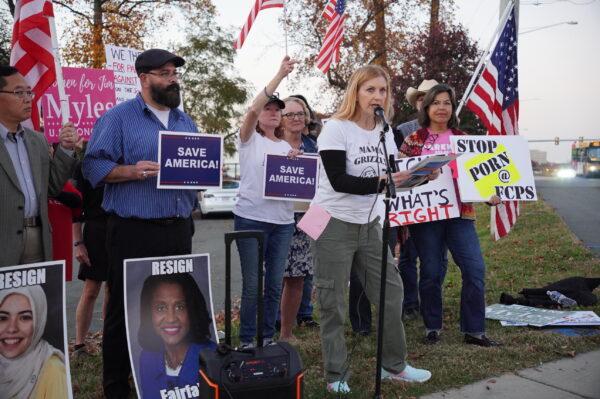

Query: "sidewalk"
<box><xmin>422</xmin><ymin>350</ymin><xmax>600</xmax><ymax>399</ymax></box>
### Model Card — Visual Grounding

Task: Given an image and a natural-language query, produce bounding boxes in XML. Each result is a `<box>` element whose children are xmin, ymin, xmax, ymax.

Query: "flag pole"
<box><xmin>48</xmin><ymin>12</ymin><xmax>69</xmax><ymax>125</ymax></box>
<box><xmin>456</xmin><ymin>0</ymin><xmax>514</xmax><ymax>115</ymax></box>
<box><xmin>283</xmin><ymin>0</ymin><xmax>289</xmax><ymax>56</ymax></box>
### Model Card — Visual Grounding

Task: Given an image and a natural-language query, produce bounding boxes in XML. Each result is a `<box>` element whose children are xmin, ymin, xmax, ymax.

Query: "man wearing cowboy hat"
<box><xmin>83</xmin><ymin>48</ymin><xmax>199</xmax><ymax>397</ymax></box>
<box><xmin>397</xmin><ymin>79</ymin><xmax>439</xmax><ymax>138</ymax></box>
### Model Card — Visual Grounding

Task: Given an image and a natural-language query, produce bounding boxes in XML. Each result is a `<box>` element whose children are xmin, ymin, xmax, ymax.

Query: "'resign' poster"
<box><xmin>0</xmin><ymin>261</ymin><xmax>73</xmax><ymax>398</ymax></box>
<box><xmin>124</xmin><ymin>254</ymin><xmax>218</xmax><ymax>399</ymax></box>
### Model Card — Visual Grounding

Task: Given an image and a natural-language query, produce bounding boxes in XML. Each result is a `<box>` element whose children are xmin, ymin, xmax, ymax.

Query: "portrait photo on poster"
<box><xmin>0</xmin><ymin>261</ymin><xmax>73</xmax><ymax>399</ymax></box>
<box><xmin>123</xmin><ymin>254</ymin><xmax>218</xmax><ymax>399</ymax></box>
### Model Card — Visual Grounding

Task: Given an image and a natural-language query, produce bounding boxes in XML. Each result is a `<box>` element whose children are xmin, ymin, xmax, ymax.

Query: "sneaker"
<box><xmin>326</xmin><ymin>380</ymin><xmax>351</xmax><ymax>394</ymax></box>
<box><xmin>382</xmin><ymin>364</ymin><xmax>432</xmax><ymax>383</ymax></box>
<box><xmin>239</xmin><ymin>342</ymin><xmax>255</xmax><ymax>349</ymax></box>
<box><xmin>423</xmin><ymin>331</ymin><xmax>440</xmax><ymax>345</ymax></box>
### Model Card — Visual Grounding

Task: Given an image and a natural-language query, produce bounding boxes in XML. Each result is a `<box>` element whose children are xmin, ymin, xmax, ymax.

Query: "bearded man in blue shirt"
<box><xmin>83</xmin><ymin>49</ymin><xmax>199</xmax><ymax>398</ymax></box>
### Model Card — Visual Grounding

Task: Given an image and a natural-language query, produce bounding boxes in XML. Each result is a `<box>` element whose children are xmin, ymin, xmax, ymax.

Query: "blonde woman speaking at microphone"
<box><xmin>311</xmin><ymin>65</ymin><xmax>432</xmax><ymax>394</ymax></box>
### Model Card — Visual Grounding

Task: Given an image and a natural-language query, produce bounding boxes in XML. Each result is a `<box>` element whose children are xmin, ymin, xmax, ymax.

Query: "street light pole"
<box><xmin>520</xmin><ymin>21</ymin><xmax>578</xmax><ymax>35</ymax></box>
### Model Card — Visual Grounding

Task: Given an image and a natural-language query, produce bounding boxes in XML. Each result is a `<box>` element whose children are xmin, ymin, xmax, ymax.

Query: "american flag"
<box><xmin>234</xmin><ymin>0</ymin><xmax>285</xmax><ymax>50</ymax></box>
<box><xmin>315</xmin><ymin>0</ymin><xmax>346</xmax><ymax>74</ymax></box>
<box><xmin>466</xmin><ymin>6</ymin><xmax>520</xmax><ymax>240</ymax></box>
<box><xmin>10</xmin><ymin>0</ymin><xmax>57</xmax><ymax>130</ymax></box>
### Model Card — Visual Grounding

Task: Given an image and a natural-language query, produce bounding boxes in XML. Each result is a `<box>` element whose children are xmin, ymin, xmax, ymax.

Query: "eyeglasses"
<box><xmin>0</xmin><ymin>90</ymin><xmax>34</xmax><ymax>99</ymax></box>
<box><xmin>283</xmin><ymin>112</ymin><xmax>306</xmax><ymax>119</ymax></box>
<box><xmin>145</xmin><ymin>71</ymin><xmax>181</xmax><ymax>80</ymax></box>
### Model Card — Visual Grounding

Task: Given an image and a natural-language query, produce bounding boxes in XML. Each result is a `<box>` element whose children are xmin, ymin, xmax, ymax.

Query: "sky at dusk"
<box><xmin>212</xmin><ymin>0</ymin><xmax>600</xmax><ymax>163</ymax></box>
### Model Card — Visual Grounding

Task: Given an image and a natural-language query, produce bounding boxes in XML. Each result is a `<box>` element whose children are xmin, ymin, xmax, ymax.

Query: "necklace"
<box><xmin>165</xmin><ymin>352</ymin><xmax>184</xmax><ymax>369</ymax></box>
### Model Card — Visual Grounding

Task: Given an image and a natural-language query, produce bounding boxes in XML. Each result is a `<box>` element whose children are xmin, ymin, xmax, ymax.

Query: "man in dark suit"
<box><xmin>0</xmin><ymin>65</ymin><xmax>78</xmax><ymax>267</ymax></box>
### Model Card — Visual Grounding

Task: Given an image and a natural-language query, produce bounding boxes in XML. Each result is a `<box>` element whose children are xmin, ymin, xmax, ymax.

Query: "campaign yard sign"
<box><xmin>450</xmin><ymin>136</ymin><xmax>537</xmax><ymax>202</ymax></box>
<box><xmin>105</xmin><ymin>45</ymin><xmax>142</xmax><ymax>103</ymax></box>
<box><xmin>0</xmin><ymin>261</ymin><xmax>73</xmax><ymax>398</ymax></box>
<box><xmin>386</xmin><ymin>155</ymin><xmax>460</xmax><ymax>226</ymax></box>
<box><xmin>157</xmin><ymin>131</ymin><xmax>223</xmax><ymax>189</ymax></box>
<box><xmin>42</xmin><ymin>67</ymin><xmax>116</xmax><ymax>142</ymax></box>
<box><xmin>263</xmin><ymin>154</ymin><xmax>319</xmax><ymax>202</ymax></box>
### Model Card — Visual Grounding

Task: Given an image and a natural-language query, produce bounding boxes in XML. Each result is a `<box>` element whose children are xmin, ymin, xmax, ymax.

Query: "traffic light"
<box><xmin>554</xmin><ymin>137</ymin><xmax>560</xmax><ymax>145</ymax></box>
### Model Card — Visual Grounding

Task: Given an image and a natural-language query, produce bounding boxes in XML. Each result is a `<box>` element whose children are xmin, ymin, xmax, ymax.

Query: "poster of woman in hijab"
<box><xmin>124</xmin><ymin>254</ymin><xmax>218</xmax><ymax>399</ymax></box>
<box><xmin>0</xmin><ymin>261</ymin><xmax>72</xmax><ymax>399</ymax></box>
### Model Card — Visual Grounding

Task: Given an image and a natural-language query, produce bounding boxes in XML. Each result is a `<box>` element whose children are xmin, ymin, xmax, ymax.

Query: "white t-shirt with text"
<box><xmin>233</xmin><ymin>132</ymin><xmax>294</xmax><ymax>224</ymax></box>
<box><xmin>313</xmin><ymin>119</ymin><xmax>398</xmax><ymax>224</ymax></box>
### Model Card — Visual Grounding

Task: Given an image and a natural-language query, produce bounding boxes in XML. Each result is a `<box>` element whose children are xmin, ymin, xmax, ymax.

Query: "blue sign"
<box><xmin>157</xmin><ymin>131</ymin><xmax>222</xmax><ymax>189</ymax></box>
<box><xmin>263</xmin><ymin>154</ymin><xmax>319</xmax><ymax>201</ymax></box>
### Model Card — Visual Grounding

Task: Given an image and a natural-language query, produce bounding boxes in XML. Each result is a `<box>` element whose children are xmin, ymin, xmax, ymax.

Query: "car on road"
<box><xmin>198</xmin><ymin>180</ymin><xmax>240</xmax><ymax>217</ymax></box>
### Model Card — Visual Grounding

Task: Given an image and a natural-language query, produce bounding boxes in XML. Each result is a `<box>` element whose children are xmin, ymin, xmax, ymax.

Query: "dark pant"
<box><xmin>409</xmin><ymin>218</ymin><xmax>486</xmax><ymax>334</ymax></box>
<box><xmin>398</xmin><ymin>236</ymin><xmax>419</xmax><ymax>311</ymax></box>
<box><xmin>297</xmin><ymin>274</ymin><xmax>314</xmax><ymax>320</ymax></box>
<box><xmin>103</xmin><ymin>215</ymin><xmax>192</xmax><ymax>398</ymax></box>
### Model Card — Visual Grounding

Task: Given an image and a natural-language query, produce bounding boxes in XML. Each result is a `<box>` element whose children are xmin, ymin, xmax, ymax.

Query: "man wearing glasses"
<box><xmin>83</xmin><ymin>49</ymin><xmax>199</xmax><ymax>397</ymax></box>
<box><xmin>0</xmin><ymin>65</ymin><xmax>78</xmax><ymax>267</ymax></box>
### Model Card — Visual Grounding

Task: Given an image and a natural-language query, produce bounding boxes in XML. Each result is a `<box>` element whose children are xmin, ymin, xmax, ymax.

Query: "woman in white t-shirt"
<box><xmin>233</xmin><ymin>57</ymin><xmax>299</xmax><ymax>348</ymax></box>
<box><xmin>311</xmin><ymin>65</ymin><xmax>432</xmax><ymax>394</ymax></box>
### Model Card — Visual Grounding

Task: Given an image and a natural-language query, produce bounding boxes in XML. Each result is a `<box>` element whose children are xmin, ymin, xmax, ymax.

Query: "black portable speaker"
<box><xmin>198</xmin><ymin>231</ymin><xmax>304</xmax><ymax>398</ymax></box>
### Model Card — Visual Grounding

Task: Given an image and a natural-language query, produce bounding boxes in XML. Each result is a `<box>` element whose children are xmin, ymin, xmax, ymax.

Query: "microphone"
<box><xmin>374</xmin><ymin>106</ymin><xmax>389</xmax><ymax>133</ymax></box>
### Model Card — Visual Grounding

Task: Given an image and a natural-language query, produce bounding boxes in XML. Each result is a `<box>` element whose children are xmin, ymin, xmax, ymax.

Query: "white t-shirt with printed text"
<box><xmin>312</xmin><ymin>119</ymin><xmax>398</xmax><ymax>224</ymax></box>
<box><xmin>233</xmin><ymin>132</ymin><xmax>294</xmax><ymax>224</ymax></box>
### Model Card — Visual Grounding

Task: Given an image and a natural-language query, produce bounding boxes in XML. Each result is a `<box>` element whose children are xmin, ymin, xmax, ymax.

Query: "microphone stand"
<box><xmin>373</xmin><ymin>121</ymin><xmax>396</xmax><ymax>399</ymax></box>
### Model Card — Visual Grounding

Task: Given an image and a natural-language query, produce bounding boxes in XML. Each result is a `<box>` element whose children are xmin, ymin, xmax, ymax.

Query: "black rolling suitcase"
<box><xmin>198</xmin><ymin>231</ymin><xmax>304</xmax><ymax>398</ymax></box>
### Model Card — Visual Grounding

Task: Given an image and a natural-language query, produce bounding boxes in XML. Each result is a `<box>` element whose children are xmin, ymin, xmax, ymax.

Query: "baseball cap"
<box><xmin>135</xmin><ymin>49</ymin><xmax>185</xmax><ymax>75</ymax></box>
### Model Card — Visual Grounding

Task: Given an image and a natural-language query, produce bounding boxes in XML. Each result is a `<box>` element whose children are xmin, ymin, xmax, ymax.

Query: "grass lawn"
<box><xmin>70</xmin><ymin>200</ymin><xmax>600</xmax><ymax>398</ymax></box>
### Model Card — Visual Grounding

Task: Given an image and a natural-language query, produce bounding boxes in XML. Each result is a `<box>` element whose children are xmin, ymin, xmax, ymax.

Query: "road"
<box><xmin>65</xmin><ymin>213</ymin><xmax>241</xmax><ymax>338</ymax></box>
<box><xmin>535</xmin><ymin>176</ymin><xmax>600</xmax><ymax>256</ymax></box>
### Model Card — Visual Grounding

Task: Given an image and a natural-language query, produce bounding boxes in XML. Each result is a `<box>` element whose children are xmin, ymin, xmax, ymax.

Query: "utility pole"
<box><xmin>372</xmin><ymin>0</ymin><xmax>388</xmax><ymax>69</ymax></box>
<box><xmin>430</xmin><ymin>0</ymin><xmax>440</xmax><ymax>35</ymax></box>
<box><xmin>91</xmin><ymin>0</ymin><xmax>105</xmax><ymax>69</ymax></box>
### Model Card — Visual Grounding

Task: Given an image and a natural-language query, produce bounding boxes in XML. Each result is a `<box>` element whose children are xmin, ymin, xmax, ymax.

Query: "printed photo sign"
<box><xmin>157</xmin><ymin>131</ymin><xmax>223</xmax><ymax>190</ymax></box>
<box><xmin>263</xmin><ymin>154</ymin><xmax>319</xmax><ymax>202</ymax></box>
<box><xmin>450</xmin><ymin>136</ymin><xmax>537</xmax><ymax>202</ymax></box>
<box><xmin>0</xmin><ymin>261</ymin><xmax>73</xmax><ymax>398</ymax></box>
<box><xmin>124</xmin><ymin>254</ymin><xmax>218</xmax><ymax>399</ymax></box>
<box><xmin>42</xmin><ymin>67</ymin><xmax>116</xmax><ymax>142</ymax></box>
<box><xmin>105</xmin><ymin>44</ymin><xmax>143</xmax><ymax>104</ymax></box>
<box><xmin>384</xmin><ymin>155</ymin><xmax>460</xmax><ymax>226</ymax></box>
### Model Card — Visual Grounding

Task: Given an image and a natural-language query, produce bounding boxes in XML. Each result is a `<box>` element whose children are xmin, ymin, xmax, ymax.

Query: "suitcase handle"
<box><xmin>224</xmin><ymin>231</ymin><xmax>265</xmax><ymax>347</ymax></box>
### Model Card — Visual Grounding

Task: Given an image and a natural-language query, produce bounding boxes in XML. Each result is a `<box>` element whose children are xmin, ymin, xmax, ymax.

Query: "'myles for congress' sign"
<box><xmin>42</xmin><ymin>67</ymin><xmax>116</xmax><ymax>142</ymax></box>
<box><xmin>157</xmin><ymin>131</ymin><xmax>222</xmax><ymax>190</ymax></box>
<box><xmin>263</xmin><ymin>154</ymin><xmax>319</xmax><ymax>201</ymax></box>
<box><xmin>450</xmin><ymin>136</ymin><xmax>537</xmax><ymax>202</ymax></box>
